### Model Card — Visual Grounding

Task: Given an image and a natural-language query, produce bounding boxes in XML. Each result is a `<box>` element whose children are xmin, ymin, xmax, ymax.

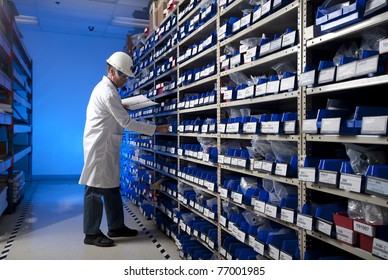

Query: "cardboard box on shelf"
<box><xmin>156</xmin><ymin>0</ymin><xmax>169</xmax><ymax>27</ymax></box>
<box><xmin>149</xmin><ymin>0</ymin><xmax>157</xmax><ymax>31</ymax></box>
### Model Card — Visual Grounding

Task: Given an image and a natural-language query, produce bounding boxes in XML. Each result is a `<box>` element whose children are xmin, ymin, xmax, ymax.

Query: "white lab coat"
<box><xmin>79</xmin><ymin>76</ymin><xmax>156</xmax><ymax>188</ymax></box>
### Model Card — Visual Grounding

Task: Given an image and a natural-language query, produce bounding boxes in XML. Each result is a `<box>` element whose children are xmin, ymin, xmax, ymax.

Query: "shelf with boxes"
<box><xmin>121</xmin><ymin>0</ymin><xmax>388</xmax><ymax>260</ymax></box>
<box><xmin>299</xmin><ymin>0</ymin><xmax>388</xmax><ymax>260</ymax></box>
<box><xmin>0</xmin><ymin>0</ymin><xmax>32</xmax><ymax>216</ymax></box>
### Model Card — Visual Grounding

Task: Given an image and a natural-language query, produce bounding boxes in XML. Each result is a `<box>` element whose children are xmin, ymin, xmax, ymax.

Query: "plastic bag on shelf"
<box><xmin>246</xmin><ymin>145</ymin><xmax>265</xmax><ymax>161</ymax></box>
<box><xmin>251</xmin><ymin>137</ymin><xmax>275</xmax><ymax>162</ymax></box>
<box><xmin>333</xmin><ymin>41</ymin><xmax>359</xmax><ymax>66</ymax></box>
<box><xmin>224</xmin><ymin>44</ymin><xmax>238</xmax><ymax>56</ymax></box>
<box><xmin>229</xmin><ymin>72</ymin><xmax>250</xmax><ymax>86</ymax></box>
<box><xmin>270</xmin><ymin>141</ymin><xmax>298</xmax><ymax>164</ymax></box>
<box><xmin>240</xmin><ymin>37</ymin><xmax>262</xmax><ymax>48</ymax></box>
<box><xmin>222</xmin><ymin>201</ymin><xmax>241</xmax><ymax>217</ymax></box>
<box><xmin>348</xmin><ymin>199</ymin><xmax>388</xmax><ymax>225</ymax></box>
<box><xmin>271</xmin><ymin>62</ymin><xmax>297</xmax><ymax>79</ymax></box>
<box><xmin>262</xmin><ymin>179</ymin><xmax>297</xmax><ymax>206</ymax></box>
<box><xmin>225</xmin><ymin>107</ymin><xmax>251</xmax><ymax>118</ymax></box>
<box><xmin>131</xmin><ymin>33</ymin><xmax>147</xmax><ymax>48</ymax></box>
<box><xmin>344</xmin><ymin>143</ymin><xmax>386</xmax><ymax>175</ymax></box>
<box><xmin>242</xmin><ymin>210</ymin><xmax>268</xmax><ymax>226</ymax></box>
<box><xmin>197</xmin><ymin>137</ymin><xmax>217</xmax><ymax>153</ymax></box>
<box><xmin>357</xmin><ymin>27</ymin><xmax>387</xmax><ymax>57</ymax></box>
<box><xmin>239</xmin><ymin>177</ymin><xmax>260</xmax><ymax>195</ymax></box>
<box><xmin>220</xmin><ymin>140</ymin><xmax>242</xmax><ymax>155</ymax></box>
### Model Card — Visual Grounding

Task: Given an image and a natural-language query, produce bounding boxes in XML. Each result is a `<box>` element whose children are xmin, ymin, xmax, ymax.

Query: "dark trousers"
<box><xmin>83</xmin><ymin>185</ymin><xmax>124</xmax><ymax>235</ymax></box>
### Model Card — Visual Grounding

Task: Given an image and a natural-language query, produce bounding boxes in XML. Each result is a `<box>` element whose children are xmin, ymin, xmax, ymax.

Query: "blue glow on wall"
<box><xmin>17</xmin><ymin>28</ymin><xmax>127</xmax><ymax>177</ymax></box>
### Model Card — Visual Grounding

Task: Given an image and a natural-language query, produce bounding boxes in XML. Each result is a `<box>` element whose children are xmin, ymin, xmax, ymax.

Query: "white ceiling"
<box><xmin>9</xmin><ymin>0</ymin><xmax>151</xmax><ymax>39</ymax></box>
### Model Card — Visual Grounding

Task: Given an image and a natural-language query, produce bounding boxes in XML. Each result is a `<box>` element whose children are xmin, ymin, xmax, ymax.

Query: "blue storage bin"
<box><xmin>281</xmin><ymin>239</ymin><xmax>300</xmax><ymax>259</ymax></box>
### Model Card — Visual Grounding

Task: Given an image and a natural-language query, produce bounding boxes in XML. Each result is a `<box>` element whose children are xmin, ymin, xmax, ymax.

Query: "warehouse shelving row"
<box><xmin>0</xmin><ymin>0</ymin><xmax>32</xmax><ymax>216</ymax></box>
<box><xmin>121</xmin><ymin>0</ymin><xmax>388</xmax><ymax>260</ymax></box>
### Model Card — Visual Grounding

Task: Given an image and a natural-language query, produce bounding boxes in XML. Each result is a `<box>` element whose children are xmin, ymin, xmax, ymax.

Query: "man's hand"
<box><xmin>156</xmin><ymin>124</ymin><xmax>170</xmax><ymax>134</ymax></box>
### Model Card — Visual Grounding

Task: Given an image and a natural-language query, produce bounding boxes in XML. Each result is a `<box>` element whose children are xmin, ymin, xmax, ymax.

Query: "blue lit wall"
<box><xmin>17</xmin><ymin>29</ymin><xmax>126</xmax><ymax>178</ymax></box>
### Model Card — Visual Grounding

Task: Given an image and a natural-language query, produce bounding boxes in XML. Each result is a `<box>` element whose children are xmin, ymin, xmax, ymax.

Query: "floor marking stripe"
<box><xmin>122</xmin><ymin>200</ymin><xmax>172</xmax><ymax>260</ymax></box>
<box><xmin>0</xmin><ymin>196</ymin><xmax>33</xmax><ymax>260</ymax></box>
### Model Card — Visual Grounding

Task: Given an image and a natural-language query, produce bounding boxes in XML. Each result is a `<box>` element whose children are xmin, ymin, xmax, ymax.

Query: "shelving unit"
<box><xmin>0</xmin><ymin>0</ymin><xmax>33</xmax><ymax>215</ymax></box>
<box><xmin>121</xmin><ymin>0</ymin><xmax>388</xmax><ymax>260</ymax></box>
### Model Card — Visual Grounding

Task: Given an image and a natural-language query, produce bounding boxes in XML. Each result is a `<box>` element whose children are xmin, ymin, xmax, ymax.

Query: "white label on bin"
<box><xmin>339</xmin><ymin>173</ymin><xmax>362</xmax><ymax>193</ymax></box>
<box><xmin>281</xmin><ymin>208</ymin><xmax>295</xmax><ymax>223</ymax></box>
<box><xmin>260</xmin><ymin>43</ymin><xmax>271</xmax><ymax>56</ymax></box>
<box><xmin>219</xmin><ymin>187</ymin><xmax>229</xmax><ymax>198</ymax></box>
<box><xmin>236</xmin><ymin>229</ymin><xmax>246</xmax><ymax>243</ymax></box>
<box><xmin>372</xmin><ymin>238</ymin><xmax>388</xmax><ymax>259</ymax></box>
<box><xmin>220</xmin><ymin>247</ymin><xmax>227</xmax><ymax>257</ymax></box>
<box><xmin>266</xmin><ymin>80</ymin><xmax>280</xmax><ymax>93</ymax></box>
<box><xmin>240</xmin><ymin>14</ymin><xmax>251</xmax><ymax>28</ymax></box>
<box><xmin>222</xmin><ymin>89</ymin><xmax>233</xmax><ymax>100</ymax></box>
<box><xmin>297</xmin><ymin>214</ymin><xmax>313</xmax><ymax>231</ymax></box>
<box><xmin>237</xmin><ymin>158</ymin><xmax>247</xmax><ymax>168</ymax></box>
<box><xmin>283</xmin><ymin>120</ymin><xmax>296</xmax><ymax>134</ymax></box>
<box><xmin>232</xmin><ymin>20</ymin><xmax>241</xmax><ymax>33</ymax></box>
<box><xmin>354</xmin><ymin>220</ymin><xmax>375</xmax><ymax>237</ymax></box>
<box><xmin>224</xmin><ymin>156</ymin><xmax>231</xmax><ymax>165</ymax></box>
<box><xmin>319</xmin><ymin>170</ymin><xmax>338</xmax><ymax>185</ymax></box>
<box><xmin>299</xmin><ymin>71</ymin><xmax>316</xmax><ymax>86</ymax></box>
<box><xmin>282</xmin><ymin>31</ymin><xmax>296</xmax><ymax>48</ymax></box>
<box><xmin>262</xmin><ymin>161</ymin><xmax>273</xmax><ymax>172</ymax></box>
<box><xmin>230</xmin><ymin>55</ymin><xmax>241</xmax><ymax>67</ymax></box>
<box><xmin>364</xmin><ymin>0</ymin><xmax>387</xmax><ymax>17</ymax></box>
<box><xmin>252</xmin><ymin>7</ymin><xmax>262</xmax><ymax>22</ymax></box>
<box><xmin>268</xmin><ymin>244</ymin><xmax>280</xmax><ymax>260</ymax></box>
<box><xmin>270</xmin><ymin>38</ymin><xmax>282</xmax><ymax>52</ymax></box>
<box><xmin>179</xmin><ymin>221</ymin><xmax>186</xmax><ymax>231</ymax></box>
<box><xmin>219</xmin><ymin>215</ymin><xmax>227</xmax><ymax>227</ymax></box>
<box><xmin>275</xmin><ymin>163</ymin><xmax>288</xmax><ymax>176</ymax></box>
<box><xmin>380</xmin><ymin>37</ymin><xmax>388</xmax><ymax>54</ymax></box>
<box><xmin>336</xmin><ymin>225</ymin><xmax>356</xmax><ymax>244</ymax></box>
<box><xmin>246</xmin><ymin>47</ymin><xmax>257</xmax><ymax>60</ymax></box>
<box><xmin>280</xmin><ymin>251</ymin><xmax>293</xmax><ymax>260</ymax></box>
<box><xmin>208</xmin><ymin>239</ymin><xmax>215</xmax><ymax>249</ymax></box>
<box><xmin>252</xmin><ymin>240</ymin><xmax>265</xmax><ymax>255</ymax></box>
<box><xmin>302</xmin><ymin>119</ymin><xmax>318</xmax><ymax>133</ymax></box>
<box><xmin>366</xmin><ymin>176</ymin><xmax>388</xmax><ymax>196</ymax></box>
<box><xmin>245</xmin><ymin>85</ymin><xmax>255</xmax><ymax>98</ymax></box>
<box><xmin>253</xmin><ymin>160</ymin><xmax>263</xmax><ymax>170</ymax></box>
<box><xmin>232</xmin><ymin>191</ymin><xmax>243</xmax><ymax>204</ymax></box>
<box><xmin>355</xmin><ymin>55</ymin><xmax>379</xmax><ymax>77</ymax></box>
<box><xmin>321</xmin><ymin>117</ymin><xmax>341</xmax><ymax>134</ymax></box>
<box><xmin>318</xmin><ymin>67</ymin><xmax>336</xmax><ymax>84</ymax></box>
<box><xmin>336</xmin><ymin>61</ymin><xmax>357</xmax><ymax>81</ymax></box>
<box><xmin>236</xmin><ymin>88</ymin><xmax>246</xmax><ymax>100</ymax></box>
<box><xmin>299</xmin><ymin>167</ymin><xmax>316</xmax><ymax>182</ymax></box>
<box><xmin>316</xmin><ymin>219</ymin><xmax>333</xmax><ymax>235</ymax></box>
<box><xmin>218</xmin><ymin>123</ymin><xmax>226</xmax><ymax>133</ymax></box>
<box><xmin>265</xmin><ymin>204</ymin><xmax>277</xmax><ymax>218</ymax></box>
<box><xmin>262</xmin><ymin>1</ymin><xmax>271</xmax><ymax>15</ymax></box>
<box><xmin>280</xmin><ymin>76</ymin><xmax>296</xmax><ymax>91</ymax></box>
<box><xmin>361</xmin><ymin>116</ymin><xmax>388</xmax><ymax>135</ymax></box>
<box><xmin>227</xmin><ymin>123</ymin><xmax>240</xmax><ymax>133</ymax></box>
<box><xmin>255</xmin><ymin>83</ymin><xmax>267</xmax><ymax>96</ymax></box>
<box><xmin>243</xmin><ymin>122</ymin><xmax>257</xmax><ymax>133</ymax></box>
<box><xmin>262</xmin><ymin>121</ymin><xmax>280</xmax><ymax>134</ymax></box>
<box><xmin>231</xmin><ymin>157</ymin><xmax>238</xmax><ymax>166</ymax></box>
<box><xmin>253</xmin><ymin>200</ymin><xmax>266</xmax><ymax>213</ymax></box>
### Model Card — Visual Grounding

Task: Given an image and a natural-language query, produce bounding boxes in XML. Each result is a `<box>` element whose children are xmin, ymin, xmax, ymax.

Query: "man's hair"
<box><xmin>106</xmin><ymin>63</ymin><xmax>114</xmax><ymax>73</ymax></box>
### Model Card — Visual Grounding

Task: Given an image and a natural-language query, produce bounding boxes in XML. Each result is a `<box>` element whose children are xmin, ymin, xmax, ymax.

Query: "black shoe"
<box><xmin>84</xmin><ymin>234</ymin><xmax>115</xmax><ymax>247</ymax></box>
<box><xmin>108</xmin><ymin>226</ymin><xmax>138</xmax><ymax>237</ymax></box>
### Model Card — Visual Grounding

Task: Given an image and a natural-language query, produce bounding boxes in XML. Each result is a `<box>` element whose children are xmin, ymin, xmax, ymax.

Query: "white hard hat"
<box><xmin>106</xmin><ymin>51</ymin><xmax>134</xmax><ymax>77</ymax></box>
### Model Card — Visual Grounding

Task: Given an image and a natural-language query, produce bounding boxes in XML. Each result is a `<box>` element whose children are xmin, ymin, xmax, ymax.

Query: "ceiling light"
<box><xmin>15</xmin><ymin>15</ymin><xmax>39</xmax><ymax>25</ymax></box>
<box><xmin>111</xmin><ymin>16</ymin><xmax>149</xmax><ymax>28</ymax></box>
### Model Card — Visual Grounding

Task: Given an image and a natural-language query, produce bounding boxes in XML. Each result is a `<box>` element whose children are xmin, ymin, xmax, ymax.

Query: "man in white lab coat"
<box><xmin>79</xmin><ymin>51</ymin><xmax>170</xmax><ymax>247</ymax></box>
